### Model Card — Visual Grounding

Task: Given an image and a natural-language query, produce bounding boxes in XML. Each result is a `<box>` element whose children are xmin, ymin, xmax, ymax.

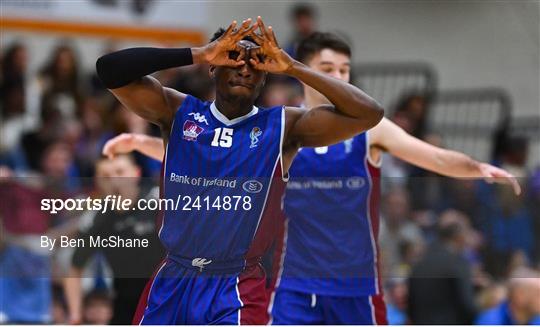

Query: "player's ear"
<box><xmin>209</xmin><ymin>65</ymin><xmax>216</xmax><ymax>79</ymax></box>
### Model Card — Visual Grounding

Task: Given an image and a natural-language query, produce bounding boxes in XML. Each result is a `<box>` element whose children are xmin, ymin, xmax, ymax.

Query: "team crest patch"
<box><xmin>183</xmin><ymin>120</ymin><xmax>204</xmax><ymax>141</ymax></box>
<box><xmin>250</xmin><ymin>127</ymin><xmax>263</xmax><ymax>148</ymax></box>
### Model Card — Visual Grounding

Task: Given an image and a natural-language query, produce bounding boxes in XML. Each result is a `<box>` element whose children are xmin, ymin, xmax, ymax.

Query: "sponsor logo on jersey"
<box><xmin>192</xmin><ymin>257</ymin><xmax>212</xmax><ymax>272</ymax></box>
<box><xmin>183</xmin><ymin>120</ymin><xmax>204</xmax><ymax>141</ymax></box>
<box><xmin>242</xmin><ymin>180</ymin><xmax>264</xmax><ymax>193</ymax></box>
<box><xmin>346</xmin><ymin>177</ymin><xmax>366</xmax><ymax>189</ymax></box>
<box><xmin>187</xmin><ymin>112</ymin><xmax>209</xmax><ymax>125</ymax></box>
<box><xmin>249</xmin><ymin>127</ymin><xmax>263</xmax><ymax>148</ymax></box>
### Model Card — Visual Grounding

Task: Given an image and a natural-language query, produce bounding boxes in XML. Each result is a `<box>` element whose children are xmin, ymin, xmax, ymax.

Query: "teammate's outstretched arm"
<box><xmin>249</xmin><ymin>17</ymin><xmax>384</xmax><ymax>147</ymax></box>
<box><xmin>370</xmin><ymin>117</ymin><xmax>521</xmax><ymax>195</ymax></box>
<box><xmin>96</xmin><ymin>19</ymin><xmax>257</xmax><ymax>134</ymax></box>
<box><xmin>103</xmin><ymin>133</ymin><xmax>164</xmax><ymax>161</ymax></box>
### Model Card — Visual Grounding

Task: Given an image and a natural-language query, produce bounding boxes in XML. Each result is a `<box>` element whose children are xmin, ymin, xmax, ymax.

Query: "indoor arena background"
<box><xmin>1</xmin><ymin>0</ymin><xmax>539</xmax><ymax>324</ymax></box>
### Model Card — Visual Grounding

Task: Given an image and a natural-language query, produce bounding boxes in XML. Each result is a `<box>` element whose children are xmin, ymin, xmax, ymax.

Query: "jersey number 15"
<box><xmin>211</xmin><ymin>128</ymin><xmax>233</xmax><ymax>148</ymax></box>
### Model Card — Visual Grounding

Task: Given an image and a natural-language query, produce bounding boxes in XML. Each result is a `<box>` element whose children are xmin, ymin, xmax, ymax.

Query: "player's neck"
<box><xmin>215</xmin><ymin>96</ymin><xmax>254</xmax><ymax>120</ymax></box>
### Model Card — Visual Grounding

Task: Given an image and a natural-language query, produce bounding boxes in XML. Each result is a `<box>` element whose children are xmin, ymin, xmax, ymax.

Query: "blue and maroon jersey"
<box><xmin>276</xmin><ymin>132</ymin><xmax>382</xmax><ymax>296</ymax></box>
<box><xmin>160</xmin><ymin>95</ymin><xmax>286</xmax><ymax>271</ymax></box>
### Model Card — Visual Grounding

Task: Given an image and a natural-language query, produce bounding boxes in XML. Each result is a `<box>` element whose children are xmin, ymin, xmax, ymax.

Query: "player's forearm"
<box><xmin>96</xmin><ymin>47</ymin><xmax>195</xmax><ymax>89</ymax></box>
<box><xmin>133</xmin><ymin>134</ymin><xmax>165</xmax><ymax>161</ymax></box>
<box><xmin>432</xmin><ymin>148</ymin><xmax>483</xmax><ymax>178</ymax></box>
<box><xmin>286</xmin><ymin>61</ymin><xmax>384</xmax><ymax>124</ymax></box>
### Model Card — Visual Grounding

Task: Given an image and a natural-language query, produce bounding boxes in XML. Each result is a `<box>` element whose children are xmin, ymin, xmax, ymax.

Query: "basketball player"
<box><xmin>95</xmin><ymin>17</ymin><xmax>383</xmax><ymax>325</ymax></box>
<box><xmin>103</xmin><ymin>31</ymin><xmax>521</xmax><ymax>324</ymax></box>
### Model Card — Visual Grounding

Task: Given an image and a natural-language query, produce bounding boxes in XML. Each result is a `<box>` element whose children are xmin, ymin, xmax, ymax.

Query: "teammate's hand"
<box><xmin>479</xmin><ymin>162</ymin><xmax>522</xmax><ymax>195</ymax></box>
<box><xmin>198</xmin><ymin>19</ymin><xmax>256</xmax><ymax>67</ymax></box>
<box><xmin>248</xmin><ymin>16</ymin><xmax>295</xmax><ymax>74</ymax></box>
<box><xmin>102</xmin><ymin>133</ymin><xmax>137</xmax><ymax>159</ymax></box>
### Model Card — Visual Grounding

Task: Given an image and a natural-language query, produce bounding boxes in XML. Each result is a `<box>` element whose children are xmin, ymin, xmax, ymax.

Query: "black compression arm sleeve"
<box><xmin>96</xmin><ymin>47</ymin><xmax>194</xmax><ymax>89</ymax></box>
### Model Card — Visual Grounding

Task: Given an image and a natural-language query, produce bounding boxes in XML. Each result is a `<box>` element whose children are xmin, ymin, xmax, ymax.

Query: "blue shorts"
<box><xmin>270</xmin><ymin>288</ymin><xmax>388</xmax><ymax>325</ymax></box>
<box><xmin>136</xmin><ymin>257</ymin><xmax>269</xmax><ymax>325</ymax></box>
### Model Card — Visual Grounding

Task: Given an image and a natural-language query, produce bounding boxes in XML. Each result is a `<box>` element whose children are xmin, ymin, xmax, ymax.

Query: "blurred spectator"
<box><xmin>477</xmin><ymin>180</ymin><xmax>534</xmax><ymax>267</ymax></box>
<box><xmin>38</xmin><ymin>42</ymin><xmax>84</xmax><ymax>126</ymax></box>
<box><xmin>393</xmin><ymin>91</ymin><xmax>431</xmax><ymax>139</ymax></box>
<box><xmin>165</xmin><ymin>65</ymin><xmax>215</xmax><ymax>101</ymax></box>
<box><xmin>40</xmin><ymin>141</ymin><xmax>81</xmax><ymax>192</ymax></box>
<box><xmin>82</xmin><ymin>290</ymin><xmax>113</xmax><ymax>325</ymax></box>
<box><xmin>88</xmin><ymin>41</ymin><xmax>119</xmax><ymax>96</ymax></box>
<box><xmin>379</xmin><ymin>187</ymin><xmax>424</xmax><ymax>278</ymax></box>
<box><xmin>471</xmin><ymin>135</ymin><xmax>534</xmax><ymax>278</ymax></box>
<box><xmin>0</xmin><ymin>214</ymin><xmax>52</xmax><ymax>323</ymax></box>
<box><xmin>0</xmin><ymin>155</ymin><xmax>80</xmax><ymax>324</ymax></box>
<box><xmin>385</xmin><ymin>278</ymin><xmax>409</xmax><ymax>325</ymax></box>
<box><xmin>111</xmin><ymin>102</ymin><xmax>161</xmax><ymax>177</ymax></box>
<box><xmin>1</xmin><ymin>42</ymin><xmax>27</xmax><ymax>117</ymax></box>
<box><xmin>407</xmin><ymin>210</ymin><xmax>478</xmax><ymax>324</ymax></box>
<box><xmin>285</xmin><ymin>3</ymin><xmax>318</xmax><ymax>58</ymax></box>
<box><xmin>0</xmin><ymin>43</ymin><xmax>31</xmax><ymax>154</ymax></box>
<box><xmin>64</xmin><ymin>155</ymin><xmax>164</xmax><ymax>324</ymax></box>
<box><xmin>74</xmin><ymin>97</ymin><xmax>114</xmax><ymax>177</ymax></box>
<box><xmin>476</xmin><ymin>267</ymin><xmax>540</xmax><ymax>325</ymax></box>
<box><xmin>257</xmin><ymin>75</ymin><xmax>303</xmax><ymax>108</ymax></box>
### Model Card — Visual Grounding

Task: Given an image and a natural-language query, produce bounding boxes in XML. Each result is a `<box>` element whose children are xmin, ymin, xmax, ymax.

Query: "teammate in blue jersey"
<box><xmin>95</xmin><ymin>17</ymin><xmax>383</xmax><ymax>325</ymax></box>
<box><xmin>103</xmin><ymin>31</ymin><xmax>521</xmax><ymax>325</ymax></box>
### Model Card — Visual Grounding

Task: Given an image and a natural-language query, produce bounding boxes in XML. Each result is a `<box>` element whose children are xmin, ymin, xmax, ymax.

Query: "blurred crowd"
<box><xmin>1</xmin><ymin>3</ymin><xmax>539</xmax><ymax>325</ymax></box>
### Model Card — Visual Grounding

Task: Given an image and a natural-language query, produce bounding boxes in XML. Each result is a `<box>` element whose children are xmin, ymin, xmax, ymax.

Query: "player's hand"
<box><xmin>479</xmin><ymin>162</ymin><xmax>522</xmax><ymax>195</ymax></box>
<box><xmin>102</xmin><ymin>133</ymin><xmax>137</xmax><ymax>159</ymax></box>
<box><xmin>248</xmin><ymin>16</ymin><xmax>295</xmax><ymax>74</ymax></box>
<box><xmin>198</xmin><ymin>19</ymin><xmax>256</xmax><ymax>67</ymax></box>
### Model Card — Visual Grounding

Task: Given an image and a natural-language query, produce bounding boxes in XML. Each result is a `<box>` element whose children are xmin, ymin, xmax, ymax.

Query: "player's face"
<box><xmin>212</xmin><ymin>40</ymin><xmax>266</xmax><ymax>103</ymax></box>
<box><xmin>307</xmin><ymin>48</ymin><xmax>351</xmax><ymax>82</ymax></box>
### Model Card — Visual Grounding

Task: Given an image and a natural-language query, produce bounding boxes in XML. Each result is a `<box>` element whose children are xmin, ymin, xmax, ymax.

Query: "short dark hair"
<box><xmin>210</xmin><ymin>27</ymin><xmax>258</xmax><ymax>45</ymax></box>
<box><xmin>296</xmin><ymin>32</ymin><xmax>351</xmax><ymax>64</ymax></box>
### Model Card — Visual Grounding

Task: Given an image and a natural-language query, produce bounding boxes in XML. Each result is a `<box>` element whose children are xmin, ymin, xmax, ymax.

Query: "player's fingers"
<box><xmin>102</xmin><ymin>143</ymin><xmax>115</xmax><ymax>159</ymax></box>
<box><xmin>249</xmin><ymin>22</ymin><xmax>259</xmax><ymax>33</ymax></box>
<box><xmin>224</xmin><ymin>59</ymin><xmax>245</xmax><ymax>67</ymax></box>
<box><xmin>250</xmin><ymin>48</ymin><xmax>263</xmax><ymax>64</ymax></box>
<box><xmin>257</xmin><ymin>16</ymin><xmax>270</xmax><ymax>40</ymax></box>
<box><xmin>249</xmin><ymin>58</ymin><xmax>264</xmax><ymax>70</ymax></box>
<box><xmin>102</xmin><ymin>142</ymin><xmax>112</xmax><ymax>156</ymax></box>
<box><xmin>250</xmin><ymin>31</ymin><xmax>264</xmax><ymax>45</ymax></box>
<box><xmin>103</xmin><ymin>147</ymin><xmax>115</xmax><ymax>159</ymax></box>
<box><xmin>237</xmin><ymin>47</ymin><xmax>246</xmax><ymax>62</ymax></box>
<box><xmin>239</xmin><ymin>18</ymin><xmax>252</xmax><ymax>34</ymax></box>
<box><xmin>233</xmin><ymin>19</ymin><xmax>251</xmax><ymax>39</ymax></box>
<box><xmin>224</xmin><ymin>20</ymin><xmax>237</xmax><ymax>36</ymax></box>
<box><xmin>268</xmin><ymin>26</ymin><xmax>279</xmax><ymax>47</ymax></box>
